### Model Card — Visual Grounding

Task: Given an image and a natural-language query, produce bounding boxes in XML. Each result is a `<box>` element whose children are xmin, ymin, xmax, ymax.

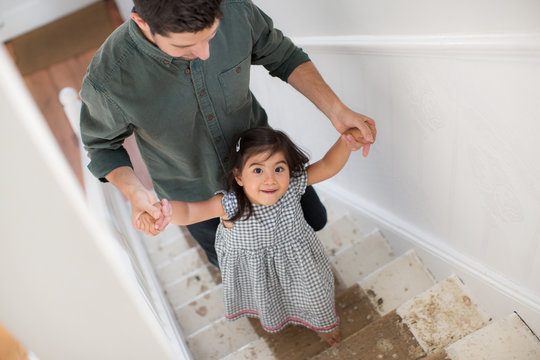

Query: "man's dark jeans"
<box><xmin>186</xmin><ymin>185</ymin><xmax>327</xmax><ymax>267</ymax></box>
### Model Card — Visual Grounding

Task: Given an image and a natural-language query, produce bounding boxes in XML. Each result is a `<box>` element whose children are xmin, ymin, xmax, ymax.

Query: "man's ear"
<box><xmin>130</xmin><ymin>12</ymin><xmax>151</xmax><ymax>33</ymax></box>
<box><xmin>234</xmin><ymin>169</ymin><xmax>243</xmax><ymax>187</ymax></box>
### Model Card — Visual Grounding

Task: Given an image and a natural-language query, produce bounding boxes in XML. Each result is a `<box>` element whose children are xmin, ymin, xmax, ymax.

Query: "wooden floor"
<box><xmin>5</xmin><ymin>0</ymin><xmax>125</xmax><ymax>188</ymax></box>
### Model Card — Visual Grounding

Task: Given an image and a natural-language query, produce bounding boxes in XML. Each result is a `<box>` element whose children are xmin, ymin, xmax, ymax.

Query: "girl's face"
<box><xmin>235</xmin><ymin>150</ymin><xmax>290</xmax><ymax>206</ymax></box>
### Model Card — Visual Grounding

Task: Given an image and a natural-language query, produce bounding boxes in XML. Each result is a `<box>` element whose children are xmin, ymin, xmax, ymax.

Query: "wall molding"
<box><xmin>316</xmin><ymin>182</ymin><xmax>540</xmax><ymax>332</ymax></box>
<box><xmin>292</xmin><ymin>33</ymin><xmax>540</xmax><ymax>58</ymax></box>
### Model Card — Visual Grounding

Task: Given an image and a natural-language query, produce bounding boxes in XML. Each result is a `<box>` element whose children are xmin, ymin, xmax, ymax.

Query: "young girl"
<box><xmin>140</xmin><ymin>127</ymin><xmax>362</xmax><ymax>345</ymax></box>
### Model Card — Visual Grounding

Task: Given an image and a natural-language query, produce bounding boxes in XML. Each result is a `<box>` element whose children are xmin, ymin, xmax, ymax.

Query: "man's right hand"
<box><xmin>106</xmin><ymin>166</ymin><xmax>171</xmax><ymax>236</ymax></box>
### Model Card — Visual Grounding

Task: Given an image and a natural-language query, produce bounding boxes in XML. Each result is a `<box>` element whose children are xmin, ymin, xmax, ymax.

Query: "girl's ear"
<box><xmin>234</xmin><ymin>169</ymin><xmax>243</xmax><ymax>187</ymax></box>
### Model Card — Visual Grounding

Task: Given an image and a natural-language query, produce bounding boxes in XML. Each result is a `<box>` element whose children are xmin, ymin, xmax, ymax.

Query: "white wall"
<box><xmin>255</xmin><ymin>0</ymin><xmax>540</xmax><ymax>37</ymax></box>
<box><xmin>0</xmin><ymin>46</ymin><xmax>179</xmax><ymax>360</ymax></box>
<box><xmin>252</xmin><ymin>0</ymin><xmax>540</xmax><ymax>334</ymax></box>
<box><xmin>0</xmin><ymin>0</ymin><xmax>99</xmax><ymax>42</ymax></box>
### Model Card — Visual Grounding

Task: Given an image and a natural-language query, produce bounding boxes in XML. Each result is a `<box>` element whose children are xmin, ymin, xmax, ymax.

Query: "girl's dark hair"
<box><xmin>226</xmin><ymin>127</ymin><xmax>309</xmax><ymax>222</ymax></box>
<box><xmin>132</xmin><ymin>0</ymin><xmax>224</xmax><ymax>35</ymax></box>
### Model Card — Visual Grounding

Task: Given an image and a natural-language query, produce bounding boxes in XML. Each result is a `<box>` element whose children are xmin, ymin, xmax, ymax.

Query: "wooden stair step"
<box><xmin>155</xmin><ymin>247</ymin><xmax>206</xmax><ymax>286</ymax></box>
<box><xmin>313</xmin><ymin>276</ymin><xmax>489</xmax><ymax>359</ymax></box>
<box><xmin>312</xmin><ymin>310</ymin><xmax>425</xmax><ymax>360</ymax></box>
<box><xmin>174</xmin><ymin>285</ymin><xmax>224</xmax><ymax>337</ymax></box>
<box><xmin>318</xmin><ymin>215</ymin><xmax>367</xmax><ymax>257</ymax></box>
<box><xmin>166</xmin><ymin>264</ymin><xmax>220</xmax><ymax>309</ymax></box>
<box><xmin>425</xmin><ymin>313</ymin><xmax>540</xmax><ymax>360</ymax></box>
<box><xmin>221</xmin><ymin>338</ymin><xmax>275</xmax><ymax>360</ymax></box>
<box><xmin>186</xmin><ymin>317</ymin><xmax>260</xmax><ymax>360</ymax></box>
<box><xmin>141</xmin><ymin>224</ymin><xmax>188</xmax><ymax>255</ymax></box>
<box><xmin>145</xmin><ymin>231</ymin><xmax>192</xmax><ymax>266</ymax></box>
<box><xmin>359</xmin><ymin>249</ymin><xmax>436</xmax><ymax>315</ymax></box>
<box><xmin>331</xmin><ymin>231</ymin><xmax>395</xmax><ymax>291</ymax></box>
<box><xmin>396</xmin><ymin>275</ymin><xmax>489</xmax><ymax>354</ymax></box>
<box><xmin>242</xmin><ymin>284</ymin><xmax>380</xmax><ymax>360</ymax></box>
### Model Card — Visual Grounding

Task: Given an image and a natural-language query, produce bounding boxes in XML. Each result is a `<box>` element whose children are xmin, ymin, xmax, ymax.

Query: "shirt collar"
<box><xmin>127</xmin><ymin>19</ymin><xmax>188</xmax><ymax>67</ymax></box>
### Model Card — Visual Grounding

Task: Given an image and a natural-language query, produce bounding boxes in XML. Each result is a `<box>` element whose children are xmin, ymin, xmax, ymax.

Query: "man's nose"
<box><xmin>193</xmin><ymin>42</ymin><xmax>210</xmax><ymax>60</ymax></box>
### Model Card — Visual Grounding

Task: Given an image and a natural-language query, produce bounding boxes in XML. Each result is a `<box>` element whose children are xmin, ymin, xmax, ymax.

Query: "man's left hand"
<box><xmin>333</xmin><ymin>107</ymin><xmax>377</xmax><ymax>156</ymax></box>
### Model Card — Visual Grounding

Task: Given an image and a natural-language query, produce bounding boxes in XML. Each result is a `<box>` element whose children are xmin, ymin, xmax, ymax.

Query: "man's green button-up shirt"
<box><xmin>80</xmin><ymin>0</ymin><xmax>310</xmax><ymax>201</ymax></box>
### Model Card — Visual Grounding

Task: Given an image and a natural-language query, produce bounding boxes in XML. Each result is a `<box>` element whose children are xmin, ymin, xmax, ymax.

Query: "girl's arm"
<box><xmin>307</xmin><ymin>128</ymin><xmax>364</xmax><ymax>186</ymax></box>
<box><xmin>139</xmin><ymin>195</ymin><xmax>226</xmax><ymax>234</ymax></box>
<box><xmin>168</xmin><ymin>194</ymin><xmax>226</xmax><ymax>225</ymax></box>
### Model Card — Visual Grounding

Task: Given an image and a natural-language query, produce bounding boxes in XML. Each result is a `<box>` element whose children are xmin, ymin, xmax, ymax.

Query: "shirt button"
<box><xmin>163</xmin><ymin>59</ymin><xmax>170</xmax><ymax>64</ymax></box>
<box><xmin>216</xmin><ymin>136</ymin><xmax>221</xmax><ymax>142</ymax></box>
<box><xmin>199</xmin><ymin>90</ymin><xmax>205</xmax><ymax>96</ymax></box>
<box><xmin>208</xmin><ymin>115</ymin><xmax>214</xmax><ymax>120</ymax></box>
<box><xmin>236</xmin><ymin>67</ymin><xmax>241</xmax><ymax>73</ymax></box>
<box><xmin>224</xmin><ymin>156</ymin><xmax>229</xmax><ymax>162</ymax></box>
<box><xmin>185</xmin><ymin>68</ymin><xmax>191</xmax><ymax>74</ymax></box>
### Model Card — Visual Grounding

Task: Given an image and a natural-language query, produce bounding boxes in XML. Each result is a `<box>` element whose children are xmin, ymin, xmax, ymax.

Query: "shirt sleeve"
<box><xmin>79</xmin><ymin>77</ymin><xmax>134</xmax><ymax>182</ymax></box>
<box><xmin>247</xmin><ymin>1</ymin><xmax>310</xmax><ymax>82</ymax></box>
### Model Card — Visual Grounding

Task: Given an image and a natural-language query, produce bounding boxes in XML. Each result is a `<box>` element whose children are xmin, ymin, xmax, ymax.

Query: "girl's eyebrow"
<box><xmin>248</xmin><ymin>160</ymin><xmax>287</xmax><ymax>168</ymax></box>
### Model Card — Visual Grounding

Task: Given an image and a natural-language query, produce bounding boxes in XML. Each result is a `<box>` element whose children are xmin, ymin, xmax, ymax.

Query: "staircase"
<box><xmin>142</xmin><ymin>200</ymin><xmax>540</xmax><ymax>359</ymax></box>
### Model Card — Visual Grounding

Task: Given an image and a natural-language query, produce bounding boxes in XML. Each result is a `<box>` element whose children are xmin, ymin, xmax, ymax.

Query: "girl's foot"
<box><xmin>318</xmin><ymin>327</ymin><xmax>341</xmax><ymax>346</ymax></box>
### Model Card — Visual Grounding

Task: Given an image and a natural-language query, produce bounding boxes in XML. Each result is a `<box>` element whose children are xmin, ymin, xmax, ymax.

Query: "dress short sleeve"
<box><xmin>218</xmin><ymin>190</ymin><xmax>239</xmax><ymax>219</ymax></box>
<box><xmin>288</xmin><ymin>169</ymin><xmax>308</xmax><ymax>196</ymax></box>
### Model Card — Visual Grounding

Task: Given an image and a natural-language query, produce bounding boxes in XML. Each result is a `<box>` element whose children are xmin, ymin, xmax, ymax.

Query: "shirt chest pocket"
<box><xmin>218</xmin><ymin>56</ymin><xmax>251</xmax><ymax>114</ymax></box>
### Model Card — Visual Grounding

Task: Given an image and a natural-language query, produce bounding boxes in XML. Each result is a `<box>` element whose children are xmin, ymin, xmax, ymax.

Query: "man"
<box><xmin>80</xmin><ymin>0</ymin><xmax>376</xmax><ymax>267</ymax></box>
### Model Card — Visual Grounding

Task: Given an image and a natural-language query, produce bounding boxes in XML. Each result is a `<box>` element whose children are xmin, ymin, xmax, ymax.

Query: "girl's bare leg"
<box><xmin>318</xmin><ymin>326</ymin><xmax>341</xmax><ymax>346</ymax></box>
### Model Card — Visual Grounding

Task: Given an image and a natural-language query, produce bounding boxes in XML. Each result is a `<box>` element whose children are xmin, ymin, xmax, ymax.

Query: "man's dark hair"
<box><xmin>133</xmin><ymin>0</ymin><xmax>224</xmax><ymax>35</ymax></box>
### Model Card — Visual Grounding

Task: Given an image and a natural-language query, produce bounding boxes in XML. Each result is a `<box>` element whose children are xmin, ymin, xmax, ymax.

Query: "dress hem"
<box><xmin>224</xmin><ymin>308</ymin><xmax>339</xmax><ymax>333</ymax></box>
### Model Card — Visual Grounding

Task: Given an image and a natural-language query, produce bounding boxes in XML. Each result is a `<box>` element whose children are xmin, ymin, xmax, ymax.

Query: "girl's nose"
<box><xmin>263</xmin><ymin>174</ymin><xmax>276</xmax><ymax>184</ymax></box>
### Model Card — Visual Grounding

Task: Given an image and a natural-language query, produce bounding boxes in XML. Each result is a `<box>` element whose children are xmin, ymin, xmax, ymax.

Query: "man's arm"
<box><xmin>287</xmin><ymin>61</ymin><xmax>376</xmax><ymax>156</ymax></box>
<box><xmin>106</xmin><ymin>166</ymin><xmax>170</xmax><ymax>234</ymax></box>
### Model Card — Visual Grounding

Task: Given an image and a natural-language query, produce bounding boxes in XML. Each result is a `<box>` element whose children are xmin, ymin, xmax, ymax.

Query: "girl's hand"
<box><xmin>333</xmin><ymin>107</ymin><xmax>377</xmax><ymax>156</ymax></box>
<box><xmin>341</xmin><ymin>128</ymin><xmax>368</xmax><ymax>151</ymax></box>
<box><xmin>139</xmin><ymin>211</ymin><xmax>160</xmax><ymax>236</ymax></box>
<box><xmin>138</xmin><ymin>199</ymin><xmax>172</xmax><ymax>236</ymax></box>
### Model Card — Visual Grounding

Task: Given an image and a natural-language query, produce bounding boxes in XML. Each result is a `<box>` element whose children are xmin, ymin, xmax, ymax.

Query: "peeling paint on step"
<box><xmin>397</xmin><ymin>276</ymin><xmax>489</xmax><ymax>354</ymax></box>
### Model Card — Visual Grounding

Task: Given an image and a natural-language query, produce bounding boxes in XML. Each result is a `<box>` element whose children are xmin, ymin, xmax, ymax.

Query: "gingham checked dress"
<box><xmin>215</xmin><ymin>170</ymin><xmax>338</xmax><ymax>333</ymax></box>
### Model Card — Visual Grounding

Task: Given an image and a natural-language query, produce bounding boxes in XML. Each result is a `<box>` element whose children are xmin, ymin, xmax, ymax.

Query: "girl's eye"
<box><xmin>275</xmin><ymin>166</ymin><xmax>285</xmax><ymax>173</ymax></box>
<box><xmin>253</xmin><ymin>168</ymin><xmax>263</xmax><ymax>174</ymax></box>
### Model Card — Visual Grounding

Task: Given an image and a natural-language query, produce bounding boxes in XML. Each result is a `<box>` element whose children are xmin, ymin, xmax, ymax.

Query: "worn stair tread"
<box><xmin>146</xmin><ymin>232</ymin><xmax>192</xmax><ymax>267</ymax></box>
<box><xmin>423</xmin><ymin>350</ymin><xmax>451</xmax><ymax>360</ymax></box>
<box><xmin>166</xmin><ymin>264</ymin><xmax>220</xmax><ymax>309</ymax></box>
<box><xmin>156</xmin><ymin>246</ymin><xmax>206</xmax><ymax>286</ymax></box>
<box><xmin>359</xmin><ymin>249</ymin><xmax>436</xmax><ymax>315</ymax></box>
<box><xmin>443</xmin><ymin>312</ymin><xmax>540</xmax><ymax>360</ymax></box>
<box><xmin>141</xmin><ymin>223</ymin><xmax>187</xmax><ymax>254</ymax></box>
<box><xmin>397</xmin><ymin>275</ymin><xmax>489</xmax><ymax>354</ymax></box>
<box><xmin>312</xmin><ymin>310</ymin><xmax>426</xmax><ymax>360</ymax></box>
<box><xmin>221</xmin><ymin>338</ymin><xmax>275</xmax><ymax>360</ymax></box>
<box><xmin>174</xmin><ymin>285</ymin><xmax>224</xmax><ymax>337</ymax></box>
<box><xmin>186</xmin><ymin>317</ymin><xmax>260</xmax><ymax>360</ymax></box>
<box><xmin>318</xmin><ymin>214</ymin><xmax>366</xmax><ymax>257</ymax></box>
<box><xmin>244</xmin><ymin>284</ymin><xmax>380</xmax><ymax>360</ymax></box>
<box><xmin>331</xmin><ymin>231</ymin><xmax>395</xmax><ymax>291</ymax></box>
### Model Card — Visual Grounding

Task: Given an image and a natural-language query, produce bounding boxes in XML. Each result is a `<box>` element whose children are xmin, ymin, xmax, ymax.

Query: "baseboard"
<box><xmin>315</xmin><ymin>182</ymin><xmax>540</xmax><ymax>336</ymax></box>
